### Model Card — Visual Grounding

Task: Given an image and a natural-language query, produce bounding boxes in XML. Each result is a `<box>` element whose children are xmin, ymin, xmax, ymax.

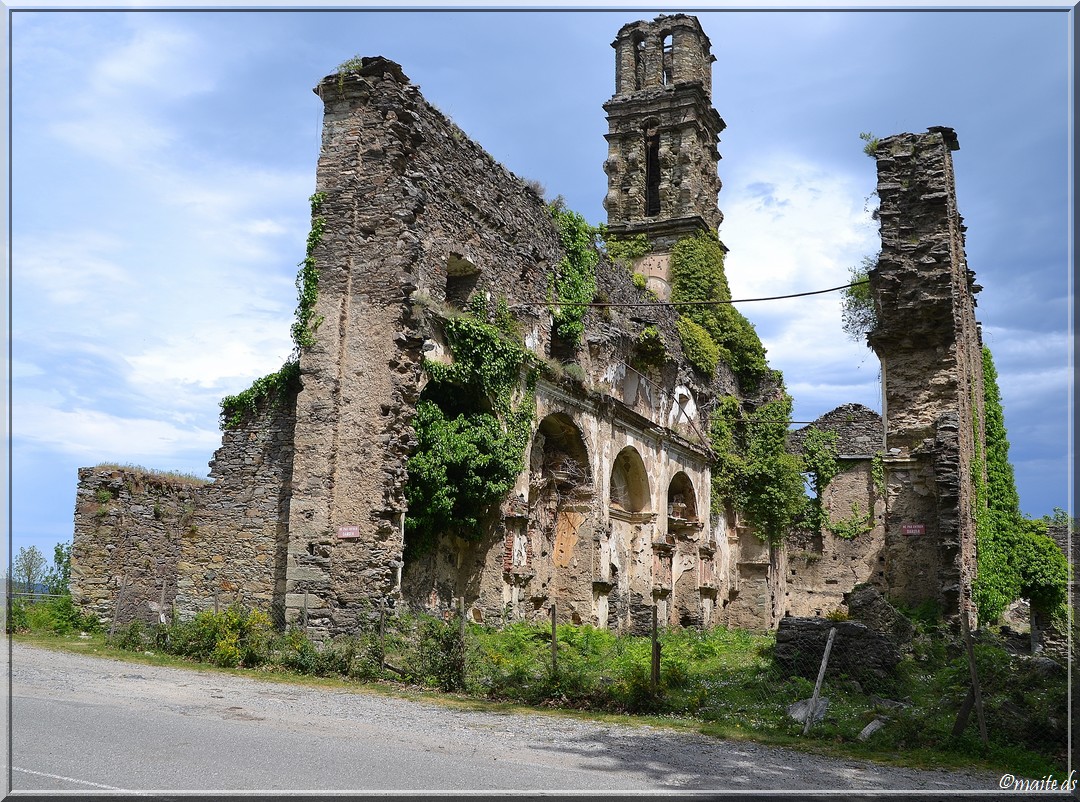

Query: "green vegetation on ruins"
<box><xmin>797</xmin><ymin>428</ymin><xmax>874</xmax><ymax>540</ymax></box>
<box><xmin>669</xmin><ymin>231</ymin><xmax>769</xmax><ymax>389</ymax></box>
<box><xmin>548</xmin><ymin>201</ymin><xmax>599</xmax><ymax>344</ymax></box>
<box><xmin>219</xmin><ymin>192</ymin><xmax>326</xmax><ymax>430</ymax></box>
<box><xmin>971</xmin><ymin>347</ymin><xmax>1069</xmax><ymax>624</ymax></box>
<box><xmin>404</xmin><ymin>294</ymin><xmax>538</xmax><ymax>559</ymax></box>
<box><xmin>840</xmin><ymin>255</ymin><xmax>877</xmax><ymax>343</ymax></box>
<box><xmin>710</xmin><ymin>395</ymin><xmax>806</xmax><ymax>545</ymax></box>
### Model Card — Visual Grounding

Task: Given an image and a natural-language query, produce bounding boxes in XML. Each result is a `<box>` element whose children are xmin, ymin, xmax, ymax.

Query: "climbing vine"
<box><xmin>800</xmin><ymin>427</ymin><xmax>840</xmax><ymax>534</ymax></box>
<box><xmin>548</xmin><ymin>201</ymin><xmax>599</xmax><ymax>344</ymax></box>
<box><xmin>599</xmin><ymin>226</ymin><xmax>652</xmax><ymax>268</ymax></box>
<box><xmin>669</xmin><ymin>231</ymin><xmax>768</xmax><ymax>388</ymax></box>
<box><xmin>972</xmin><ymin>346</ymin><xmax>1068</xmax><ymax>622</ymax></box>
<box><xmin>404</xmin><ymin>311</ymin><xmax>538</xmax><ymax>558</ymax></box>
<box><xmin>291</xmin><ymin>192</ymin><xmax>327</xmax><ymax>350</ymax></box>
<box><xmin>631</xmin><ymin>325</ymin><xmax>667</xmax><ymax>371</ymax></box>
<box><xmin>674</xmin><ymin>317</ymin><xmax>719</xmax><ymax>376</ymax></box>
<box><xmin>870</xmin><ymin>451</ymin><xmax>886</xmax><ymax>499</ymax></box>
<box><xmin>218</xmin><ymin>192</ymin><xmax>326</xmax><ymax>429</ymax></box>
<box><xmin>710</xmin><ymin>394</ymin><xmax>806</xmax><ymax>545</ymax></box>
<box><xmin>220</xmin><ymin>360</ymin><xmax>301</xmax><ymax>429</ymax></box>
<box><xmin>825</xmin><ymin>502</ymin><xmax>874</xmax><ymax>541</ymax></box>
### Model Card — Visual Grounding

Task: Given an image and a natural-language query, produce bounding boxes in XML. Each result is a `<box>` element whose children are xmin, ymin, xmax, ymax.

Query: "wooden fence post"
<box><xmin>550</xmin><ymin>603</ymin><xmax>557</xmax><ymax>676</ymax></box>
<box><xmin>651</xmin><ymin>604</ymin><xmax>661</xmax><ymax>693</ymax></box>
<box><xmin>958</xmin><ymin>609</ymin><xmax>989</xmax><ymax>747</ymax></box>
<box><xmin>803</xmin><ymin>626</ymin><xmax>838</xmax><ymax>735</ymax></box>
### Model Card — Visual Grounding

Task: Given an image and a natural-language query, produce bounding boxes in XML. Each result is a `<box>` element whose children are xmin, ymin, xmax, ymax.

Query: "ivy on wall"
<box><xmin>291</xmin><ymin>192</ymin><xmax>328</xmax><ymax>350</ymax></box>
<box><xmin>548</xmin><ymin>201</ymin><xmax>599</xmax><ymax>344</ymax></box>
<box><xmin>972</xmin><ymin>346</ymin><xmax>1069</xmax><ymax>622</ymax></box>
<box><xmin>220</xmin><ymin>360</ymin><xmax>301</xmax><ymax>430</ymax></box>
<box><xmin>598</xmin><ymin>226</ymin><xmax>652</xmax><ymax>268</ymax></box>
<box><xmin>669</xmin><ymin>231</ymin><xmax>769</xmax><ymax>389</ymax></box>
<box><xmin>404</xmin><ymin>311</ymin><xmax>537</xmax><ymax>559</ymax></box>
<box><xmin>219</xmin><ymin>192</ymin><xmax>326</xmax><ymax>430</ymax></box>
<box><xmin>799</xmin><ymin>427</ymin><xmax>840</xmax><ymax>534</ymax></box>
<box><xmin>710</xmin><ymin>394</ymin><xmax>806</xmax><ymax>545</ymax></box>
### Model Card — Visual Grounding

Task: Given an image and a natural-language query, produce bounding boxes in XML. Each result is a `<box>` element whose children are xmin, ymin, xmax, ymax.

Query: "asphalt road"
<box><xmin>9</xmin><ymin>640</ymin><xmax>1002</xmax><ymax>795</ymax></box>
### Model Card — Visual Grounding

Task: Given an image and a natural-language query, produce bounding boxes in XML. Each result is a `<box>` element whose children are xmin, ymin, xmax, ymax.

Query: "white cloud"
<box><xmin>722</xmin><ymin>153</ymin><xmax>877</xmax><ymax>298</ymax></box>
<box><xmin>14</xmin><ymin>404</ymin><xmax>221</xmax><ymax>465</ymax></box>
<box><xmin>14</xmin><ymin>231</ymin><xmax>134</xmax><ymax>308</ymax></box>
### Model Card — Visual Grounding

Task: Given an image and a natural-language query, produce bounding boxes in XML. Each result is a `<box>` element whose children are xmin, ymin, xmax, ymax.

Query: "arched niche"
<box><xmin>530</xmin><ymin>413</ymin><xmax>591</xmax><ymax>492</ymax></box>
<box><xmin>667</xmin><ymin>471</ymin><xmax>698</xmax><ymax>522</ymax></box>
<box><xmin>609</xmin><ymin>446</ymin><xmax>650</xmax><ymax>514</ymax></box>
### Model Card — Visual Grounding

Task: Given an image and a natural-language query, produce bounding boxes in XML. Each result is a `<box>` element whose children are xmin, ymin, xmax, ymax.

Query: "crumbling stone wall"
<box><xmin>72</xmin><ymin>391</ymin><xmax>296</xmax><ymax>627</ymax></box>
<box><xmin>72</xmin><ymin>467</ymin><xmax>201</xmax><ymax>626</ymax></box>
<box><xmin>177</xmin><ymin>394</ymin><xmax>295</xmax><ymax>621</ymax></box>
<box><xmin>868</xmin><ymin>127</ymin><xmax>984</xmax><ymax>622</ymax></box>
<box><xmin>783</xmin><ymin>404</ymin><xmax>886</xmax><ymax>618</ymax></box>
<box><xmin>72</xmin><ymin>21</ymin><xmax>990</xmax><ymax>642</ymax></box>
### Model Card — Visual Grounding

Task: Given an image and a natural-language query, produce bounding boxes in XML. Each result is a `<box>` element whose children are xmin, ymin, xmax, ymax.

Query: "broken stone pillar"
<box><xmin>867</xmin><ymin>126</ymin><xmax>983</xmax><ymax>626</ymax></box>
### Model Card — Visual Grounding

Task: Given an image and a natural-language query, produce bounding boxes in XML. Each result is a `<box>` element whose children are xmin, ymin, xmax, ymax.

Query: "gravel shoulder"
<box><xmin>11</xmin><ymin>640</ymin><xmax>1004</xmax><ymax>793</ymax></box>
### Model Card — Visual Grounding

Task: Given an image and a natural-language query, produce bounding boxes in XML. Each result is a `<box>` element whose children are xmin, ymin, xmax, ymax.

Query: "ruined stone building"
<box><xmin>71</xmin><ymin>15</ymin><xmax>986</xmax><ymax>636</ymax></box>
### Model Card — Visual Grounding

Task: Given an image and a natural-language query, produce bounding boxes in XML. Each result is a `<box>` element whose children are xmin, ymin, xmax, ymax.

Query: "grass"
<box><xmin>92</xmin><ymin>462</ymin><xmax>208</xmax><ymax>486</ymax></box>
<box><xmin>12</xmin><ymin>604</ymin><xmax>1067</xmax><ymax>780</ymax></box>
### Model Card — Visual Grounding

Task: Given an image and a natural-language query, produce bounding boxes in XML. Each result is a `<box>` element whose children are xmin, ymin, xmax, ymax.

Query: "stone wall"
<box><xmin>784</xmin><ymin>404</ymin><xmax>886</xmax><ymax>619</ymax></box>
<box><xmin>71</xmin><ymin>390</ymin><xmax>296</xmax><ymax>627</ymax></box>
<box><xmin>71</xmin><ymin>466</ymin><xmax>203</xmax><ymax>626</ymax></box>
<box><xmin>868</xmin><ymin>127</ymin><xmax>983</xmax><ymax>623</ymax></box>
<box><xmin>177</xmin><ymin>392</ymin><xmax>296</xmax><ymax>621</ymax></box>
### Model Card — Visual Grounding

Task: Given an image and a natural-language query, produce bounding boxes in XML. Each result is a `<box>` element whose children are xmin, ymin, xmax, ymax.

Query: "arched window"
<box><xmin>660</xmin><ymin>33</ymin><xmax>673</xmax><ymax>86</ymax></box>
<box><xmin>667</xmin><ymin>472</ymin><xmax>698</xmax><ymax>521</ymax></box>
<box><xmin>610</xmin><ymin>447</ymin><xmax>650</xmax><ymax>513</ymax></box>
<box><xmin>644</xmin><ymin>127</ymin><xmax>661</xmax><ymax>217</ymax></box>
<box><xmin>633</xmin><ymin>33</ymin><xmax>646</xmax><ymax>90</ymax></box>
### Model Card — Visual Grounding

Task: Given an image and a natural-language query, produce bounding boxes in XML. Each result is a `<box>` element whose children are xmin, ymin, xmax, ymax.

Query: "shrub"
<box><xmin>676</xmin><ymin>317</ymin><xmax>719</xmax><ymax>376</ymax></box>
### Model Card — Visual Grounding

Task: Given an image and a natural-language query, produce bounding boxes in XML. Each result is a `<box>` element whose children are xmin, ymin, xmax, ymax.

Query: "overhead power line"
<box><xmin>553</xmin><ymin>280</ymin><xmax>869</xmax><ymax>308</ymax></box>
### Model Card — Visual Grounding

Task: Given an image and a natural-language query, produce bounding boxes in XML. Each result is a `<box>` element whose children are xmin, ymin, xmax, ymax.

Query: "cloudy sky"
<box><xmin>7</xmin><ymin>5</ymin><xmax>1073</xmax><ymax>561</ymax></box>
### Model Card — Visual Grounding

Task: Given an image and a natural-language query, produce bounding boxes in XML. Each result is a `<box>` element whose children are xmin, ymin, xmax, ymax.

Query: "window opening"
<box><xmin>633</xmin><ymin>34</ymin><xmax>646</xmax><ymax>90</ymax></box>
<box><xmin>661</xmin><ymin>34</ymin><xmax>673</xmax><ymax>86</ymax></box>
<box><xmin>645</xmin><ymin>129</ymin><xmax>661</xmax><ymax>217</ymax></box>
<box><xmin>446</xmin><ymin>252</ymin><xmax>480</xmax><ymax>309</ymax></box>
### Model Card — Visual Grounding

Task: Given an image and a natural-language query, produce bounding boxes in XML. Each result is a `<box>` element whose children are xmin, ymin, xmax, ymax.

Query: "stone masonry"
<box><xmin>71</xmin><ymin>17</ymin><xmax>990</xmax><ymax>639</ymax></box>
<box><xmin>868</xmin><ymin>127</ymin><xmax>983</xmax><ymax>625</ymax></box>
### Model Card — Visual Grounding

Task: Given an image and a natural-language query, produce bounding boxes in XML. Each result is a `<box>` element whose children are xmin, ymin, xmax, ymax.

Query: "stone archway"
<box><xmin>522</xmin><ymin>413</ymin><xmax>594</xmax><ymax>623</ymax></box>
<box><xmin>610</xmin><ymin>446</ymin><xmax>651</xmax><ymax>513</ymax></box>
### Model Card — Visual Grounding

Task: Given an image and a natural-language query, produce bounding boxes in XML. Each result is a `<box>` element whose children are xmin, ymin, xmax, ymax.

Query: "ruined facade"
<box><xmin>71</xmin><ymin>15</ymin><xmax>986</xmax><ymax>636</ymax></box>
<box><xmin>868</xmin><ymin>127</ymin><xmax>983</xmax><ymax>624</ymax></box>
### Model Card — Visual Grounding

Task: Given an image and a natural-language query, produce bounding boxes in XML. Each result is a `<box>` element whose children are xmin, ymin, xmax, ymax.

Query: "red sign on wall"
<box><xmin>901</xmin><ymin>523</ymin><xmax>925</xmax><ymax>536</ymax></box>
<box><xmin>337</xmin><ymin>525</ymin><xmax>360</xmax><ymax>539</ymax></box>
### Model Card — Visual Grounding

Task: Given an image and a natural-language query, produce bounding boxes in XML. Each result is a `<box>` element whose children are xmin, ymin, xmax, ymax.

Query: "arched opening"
<box><xmin>667</xmin><ymin>472</ymin><xmax>698</xmax><ymax>522</ymax></box>
<box><xmin>531</xmin><ymin>414</ymin><xmax>591</xmax><ymax>492</ymax></box>
<box><xmin>609</xmin><ymin>447</ymin><xmax>651</xmax><ymax>513</ymax></box>
<box><xmin>644</xmin><ymin>126</ymin><xmax>661</xmax><ymax>217</ymax></box>
<box><xmin>446</xmin><ymin>252</ymin><xmax>480</xmax><ymax>309</ymax></box>
<box><xmin>632</xmin><ymin>33</ymin><xmax>646</xmax><ymax>90</ymax></box>
<box><xmin>660</xmin><ymin>33</ymin><xmax>673</xmax><ymax>86</ymax></box>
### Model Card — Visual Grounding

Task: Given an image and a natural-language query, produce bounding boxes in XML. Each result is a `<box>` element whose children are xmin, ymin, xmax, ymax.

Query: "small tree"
<box><xmin>44</xmin><ymin>542</ymin><xmax>72</xmax><ymax>596</ymax></box>
<box><xmin>13</xmin><ymin>546</ymin><xmax>46</xmax><ymax>595</ymax></box>
<box><xmin>840</xmin><ymin>256</ymin><xmax>877</xmax><ymax>343</ymax></box>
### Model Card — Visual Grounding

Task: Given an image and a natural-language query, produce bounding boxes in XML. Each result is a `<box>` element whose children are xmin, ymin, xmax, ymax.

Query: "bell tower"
<box><xmin>602</xmin><ymin>14</ymin><xmax>725</xmax><ymax>249</ymax></box>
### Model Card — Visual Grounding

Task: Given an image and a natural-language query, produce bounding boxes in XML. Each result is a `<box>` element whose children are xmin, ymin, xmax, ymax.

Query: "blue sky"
<box><xmin>6</xmin><ymin>5</ymin><xmax>1073</xmax><ymax>562</ymax></box>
